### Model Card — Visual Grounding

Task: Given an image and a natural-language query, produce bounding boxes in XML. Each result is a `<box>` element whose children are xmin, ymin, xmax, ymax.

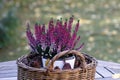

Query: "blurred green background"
<box><xmin>0</xmin><ymin>0</ymin><xmax>120</xmax><ymax>63</ymax></box>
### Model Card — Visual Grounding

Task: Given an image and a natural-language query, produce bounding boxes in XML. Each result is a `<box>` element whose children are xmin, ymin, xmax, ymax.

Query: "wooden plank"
<box><xmin>0</xmin><ymin>77</ymin><xmax>17</xmax><ymax>80</ymax></box>
<box><xmin>0</xmin><ymin>70</ymin><xmax>17</xmax><ymax>74</ymax></box>
<box><xmin>0</xmin><ymin>61</ymin><xmax>17</xmax><ymax>71</ymax></box>
<box><xmin>0</xmin><ymin>72</ymin><xmax>17</xmax><ymax>78</ymax></box>
<box><xmin>95</xmin><ymin>73</ymin><xmax>102</xmax><ymax>78</ymax></box>
<box><xmin>0</xmin><ymin>61</ymin><xmax>17</xmax><ymax>78</ymax></box>
<box><xmin>0</xmin><ymin>60</ymin><xmax>16</xmax><ymax>66</ymax></box>
<box><xmin>104</xmin><ymin>67</ymin><xmax>115</xmax><ymax>74</ymax></box>
<box><xmin>110</xmin><ymin>68</ymin><xmax>120</xmax><ymax>74</ymax></box>
<box><xmin>96</xmin><ymin>77</ymin><xmax>120</xmax><ymax>80</ymax></box>
<box><xmin>1</xmin><ymin>77</ymin><xmax>119</xmax><ymax>80</ymax></box>
<box><xmin>0</xmin><ymin>64</ymin><xmax>17</xmax><ymax>70</ymax></box>
<box><xmin>0</xmin><ymin>66</ymin><xmax>17</xmax><ymax>71</ymax></box>
<box><xmin>104</xmin><ymin>67</ymin><xmax>120</xmax><ymax>79</ymax></box>
<box><xmin>96</xmin><ymin>66</ymin><xmax>113</xmax><ymax>78</ymax></box>
<box><xmin>98</xmin><ymin>60</ymin><xmax>120</xmax><ymax>69</ymax></box>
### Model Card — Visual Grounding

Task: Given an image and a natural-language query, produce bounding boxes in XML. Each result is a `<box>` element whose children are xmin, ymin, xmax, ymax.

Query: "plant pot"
<box><xmin>42</xmin><ymin>56</ymin><xmax>75</xmax><ymax>69</ymax></box>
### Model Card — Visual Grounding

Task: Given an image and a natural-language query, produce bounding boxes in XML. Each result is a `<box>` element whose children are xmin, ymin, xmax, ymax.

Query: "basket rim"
<box><xmin>17</xmin><ymin>52</ymin><xmax>98</xmax><ymax>72</ymax></box>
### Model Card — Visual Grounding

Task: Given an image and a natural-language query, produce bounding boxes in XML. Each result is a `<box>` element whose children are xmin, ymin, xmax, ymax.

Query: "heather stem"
<box><xmin>76</xmin><ymin>43</ymin><xmax>84</xmax><ymax>51</ymax></box>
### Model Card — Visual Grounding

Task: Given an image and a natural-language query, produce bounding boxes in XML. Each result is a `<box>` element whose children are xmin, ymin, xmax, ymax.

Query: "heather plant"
<box><xmin>26</xmin><ymin>16</ymin><xmax>84</xmax><ymax>59</ymax></box>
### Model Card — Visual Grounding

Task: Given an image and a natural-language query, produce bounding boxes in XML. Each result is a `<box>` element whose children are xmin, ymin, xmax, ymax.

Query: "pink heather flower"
<box><xmin>49</xmin><ymin>18</ymin><xmax>54</xmax><ymax>28</ymax></box>
<box><xmin>34</xmin><ymin>23</ymin><xmax>41</xmax><ymax>43</ymax></box>
<box><xmin>64</xmin><ymin>19</ymin><xmax>68</xmax><ymax>28</ymax></box>
<box><xmin>42</xmin><ymin>24</ymin><xmax>45</xmax><ymax>34</ymax></box>
<box><xmin>68</xmin><ymin>16</ymin><xmax>74</xmax><ymax>32</ymax></box>
<box><xmin>73</xmin><ymin>36</ymin><xmax>81</xmax><ymax>48</ymax></box>
<box><xmin>70</xmin><ymin>20</ymin><xmax>80</xmax><ymax>49</ymax></box>
<box><xmin>26</xmin><ymin>23</ymin><xmax>36</xmax><ymax>47</ymax></box>
<box><xmin>55</xmin><ymin>20</ymin><xmax>59</xmax><ymax>27</ymax></box>
<box><xmin>74</xmin><ymin>20</ymin><xmax>80</xmax><ymax>34</ymax></box>
<box><xmin>26</xmin><ymin>16</ymin><xmax>84</xmax><ymax>58</ymax></box>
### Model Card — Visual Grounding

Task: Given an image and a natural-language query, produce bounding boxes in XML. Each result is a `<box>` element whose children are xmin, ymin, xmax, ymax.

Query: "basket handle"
<box><xmin>47</xmin><ymin>50</ymin><xmax>86</xmax><ymax>70</ymax></box>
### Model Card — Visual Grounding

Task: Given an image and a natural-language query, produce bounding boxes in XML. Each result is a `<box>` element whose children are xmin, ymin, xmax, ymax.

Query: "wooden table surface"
<box><xmin>0</xmin><ymin>60</ymin><xmax>120</xmax><ymax>80</ymax></box>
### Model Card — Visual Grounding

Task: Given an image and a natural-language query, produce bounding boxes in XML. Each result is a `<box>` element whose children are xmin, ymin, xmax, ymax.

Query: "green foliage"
<box><xmin>0</xmin><ymin>9</ymin><xmax>19</xmax><ymax>48</ymax></box>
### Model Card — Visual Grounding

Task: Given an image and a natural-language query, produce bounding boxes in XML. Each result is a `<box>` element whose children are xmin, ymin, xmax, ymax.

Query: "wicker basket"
<box><xmin>17</xmin><ymin>50</ymin><xmax>97</xmax><ymax>80</ymax></box>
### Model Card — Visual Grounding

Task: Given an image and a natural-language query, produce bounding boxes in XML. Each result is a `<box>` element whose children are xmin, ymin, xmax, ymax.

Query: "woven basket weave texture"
<box><xmin>17</xmin><ymin>50</ymin><xmax>97</xmax><ymax>80</ymax></box>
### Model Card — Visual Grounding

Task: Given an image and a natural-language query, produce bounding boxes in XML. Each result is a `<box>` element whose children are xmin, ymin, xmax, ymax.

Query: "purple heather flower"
<box><xmin>26</xmin><ymin>16</ymin><xmax>84</xmax><ymax>59</ymax></box>
<box><xmin>42</xmin><ymin>24</ymin><xmax>45</xmax><ymax>34</ymax></box>
<box><xmin>73</xmin><ymin>36</ymin><xmax>81</xmax><ymax>48</ymax></box>
<box><xmin>74</xmin><ymin>20</ymin><xmax>80</xmax><ymax>34</ymax></box>
<box><xmin>70</xmin><ymin>20</ymin><xmax>80</xmax><ymax>49</ymax></box>
<box><xmin>41</xmin><ymin>24</ymin><xmax>46</xmax><ymax>42</ymax></box>
<box><xmin>49</xmin><ymin>18</ymin><xmax>54</xmax><ymax>28</ymax></box>
<box><xmin>55</xmin><ymin>20</ymin><xmax>60</xmax><ymax>28</ymax></box>
<box><xmin>64</xmin><ymin>19</ymin><xmax>68</xmax><ymax>28</ymax></box>
<box><xmin>68</xmin><ymin>16</ymin><xmax>74</xmax><ymax>32</ymax></box>
<box><xmin>26</xmin><ymin>23</ymin><xmax>36</xmax><ymax>47</ymax></box>
<box><xmin>34</xmin><ymin>23</ymin><xmax>41</xmax><ymax>43</ymax></box>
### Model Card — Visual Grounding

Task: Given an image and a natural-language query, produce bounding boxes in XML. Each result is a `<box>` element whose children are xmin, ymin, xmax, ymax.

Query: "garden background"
<box><xmin>0</xmin><ymin>0</ymin><xmax>120</xmax><ymax>63</ymax></box>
